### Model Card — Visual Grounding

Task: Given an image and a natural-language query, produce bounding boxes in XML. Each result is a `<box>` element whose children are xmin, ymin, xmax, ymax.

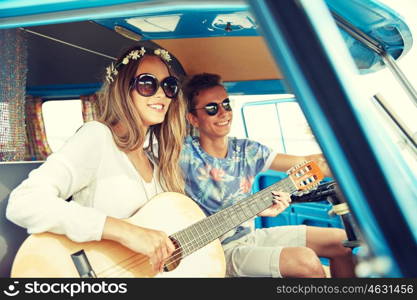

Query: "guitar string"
<box><xmin>98</xmin><ymin>168</ymin><xmax>317</xmax><ymax>276</ymax></box>
<box><xmin>97</xmin><ymin>213</ymin><xmax>236</xmax><ymax>277</ymax></box>
<box><xmin>98</xmin><ymin>216</ymin><xmax>240</xmax><ymax>277</ymax></box>
<box><xmin>98</xmin><ymin>175</ymin><xmax>318</xmax><ymax>276</ymax></box>
<box><xmin>96</xmin><ymin>178</ymin><xmax>301</xmax><ymax>277</ymax></box>
<box><xmin>97</xmin><ymin>181</ymin><xmax>295</xmax><ymax>277</ymax></box>
<box><xmin>97</xmin><ymin>193</ymin><xmax>270</xmax><ymax>277</ymax></box>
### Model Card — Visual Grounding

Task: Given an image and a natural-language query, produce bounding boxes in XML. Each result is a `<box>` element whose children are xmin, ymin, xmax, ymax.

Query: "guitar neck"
<box><xmin>171</xmin><ymin>176</ymin><xmax>297</xmax><ymax>257</ymax></box>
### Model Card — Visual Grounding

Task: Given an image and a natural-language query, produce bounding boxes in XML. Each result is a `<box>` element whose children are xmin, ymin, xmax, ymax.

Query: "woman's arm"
<box><xmin>6</xmin><ymin>122</ymin><xmax>108</xmax><ymax>242</ymax></box>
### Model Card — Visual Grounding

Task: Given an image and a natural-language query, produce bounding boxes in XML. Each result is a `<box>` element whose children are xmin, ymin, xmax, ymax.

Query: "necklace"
<box><xmin>126</xmin><ymin>149</ymin><xmax>158</xmax><ymax>202</ymax></box>
<box><xmin>139</xmin><ymin>171</ymin><xmax>158</xmax><ymax>202</ymax></box>
<box><xmin>139</xmin><ymin>151</ymin><xmax>159</xmax><ymax>202</ymax></box>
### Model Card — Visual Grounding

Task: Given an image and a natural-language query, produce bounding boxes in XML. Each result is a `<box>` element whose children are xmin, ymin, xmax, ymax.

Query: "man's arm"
<box><xmin>268</xmin><ymin>153</ymin><xmax>332</xmax><ymax>178</ymax></box>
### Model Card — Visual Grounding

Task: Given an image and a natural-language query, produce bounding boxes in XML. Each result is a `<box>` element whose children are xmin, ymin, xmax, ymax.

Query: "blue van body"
<box><xmin>0</xmin><ymin>0</ymin><xmax>416</xmax><ymax>277</ymax></box>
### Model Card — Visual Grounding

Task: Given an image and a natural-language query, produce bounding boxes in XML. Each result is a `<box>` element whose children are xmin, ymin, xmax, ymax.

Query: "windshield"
<box><xmin>353</xmin><ymin>0</ymin><xmax>417</xmax><ymax>172</ymax></box>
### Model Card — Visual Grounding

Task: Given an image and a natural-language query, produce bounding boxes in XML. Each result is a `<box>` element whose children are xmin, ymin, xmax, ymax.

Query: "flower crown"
<box><xmin>105</xmin><ymin>47</ymin><xmax>172</xmax><ymax>83</ymax></box>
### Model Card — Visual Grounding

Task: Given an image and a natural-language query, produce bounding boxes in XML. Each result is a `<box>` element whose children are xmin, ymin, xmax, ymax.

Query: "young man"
<box><xmin>180</xmin><ymin>73</ymin><xmax>356</xmax><ymax>278</ymax></box>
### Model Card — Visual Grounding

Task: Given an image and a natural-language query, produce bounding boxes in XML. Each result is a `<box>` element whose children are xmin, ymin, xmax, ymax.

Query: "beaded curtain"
<box><xmin>0</xmin><ymin>29</ymin><xmax>27</xmax><ymax>161</ymax></box>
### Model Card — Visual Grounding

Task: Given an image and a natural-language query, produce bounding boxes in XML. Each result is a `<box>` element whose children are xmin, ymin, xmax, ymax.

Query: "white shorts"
<box><xmin>222</xmin><ymin>225</ymin><xmax>307</xmax><ymax>277</ymax></box>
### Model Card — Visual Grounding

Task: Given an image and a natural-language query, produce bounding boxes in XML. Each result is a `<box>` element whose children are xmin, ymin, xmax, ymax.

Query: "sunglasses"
<box><xmin>192</xmin><ymin>98</ymin><xmax>232</xmax><ymax>116</ymax></box>
<box><xmin>130</xmin><ymin>73</ymin><xmax>179</xmax><ymax>98</ymax></box>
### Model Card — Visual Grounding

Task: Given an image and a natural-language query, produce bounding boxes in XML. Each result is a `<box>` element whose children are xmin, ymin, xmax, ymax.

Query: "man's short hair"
<box><xmin>183</xmin><ymin>73</ymin><xmax>223</xmax><ymax>113</ymax></box>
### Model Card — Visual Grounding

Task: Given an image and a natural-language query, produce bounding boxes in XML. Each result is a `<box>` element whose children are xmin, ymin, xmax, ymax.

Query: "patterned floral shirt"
<box><xmin>180</xmin><ymin>136</ymin><xmax>276</xmax><ymax>242</ymax></box>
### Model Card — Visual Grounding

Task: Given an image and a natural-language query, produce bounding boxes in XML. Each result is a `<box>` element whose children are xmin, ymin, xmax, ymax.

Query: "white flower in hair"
<box><xmin>105</xmin><ymin>46</ymin><xmax>172</xmax><ymax>83</ymax></box>
<box><xmin>105</xmin><ymin>63</ymin><xmax>118</xmax><ymax>82</ymax></box>
<box><xmin>106</xmin><ymin>65</ymin><xmax>112</xmax><ymax>77</ymax></box>
<box><xmin>127</xmin><ymin>48</ymin><xmax>143</xmax><ymax>60</ymax></box>
<box><xmin>154</xmin><ymin>48</ymin><xmax>172</xmax><ymax>62</ymax></box>
<box><xmin>130</xmin><ymin>50</ymin><xmax>139</xmax><ymax>60</ymax></box>
<box><xmin>139</xmin><ymin>47</ymin><xmax>146</xmax><ymax>56</ymax></box>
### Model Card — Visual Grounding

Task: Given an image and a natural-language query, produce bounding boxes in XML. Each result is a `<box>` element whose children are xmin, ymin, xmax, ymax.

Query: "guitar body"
<box><xmin>11</xmin><ymin>192</ymin><xmax>226</xmax><ymax>278</ymax></box>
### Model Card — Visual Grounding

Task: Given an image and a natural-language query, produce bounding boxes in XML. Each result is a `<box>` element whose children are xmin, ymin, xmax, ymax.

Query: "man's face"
<box><xmin>187</xmin><ymin>85</ymin><xmax>233</xmax><ymax>139</ymax></box>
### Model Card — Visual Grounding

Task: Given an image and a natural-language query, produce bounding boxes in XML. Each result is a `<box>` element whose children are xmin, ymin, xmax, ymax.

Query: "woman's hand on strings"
<box><xmin>103</xmin><ymin>217</ymin><xmax>175</xmax><ymax>273</ymax></box>
<box><xmin>124</xmin><ymin>225</ymin><xmax>175</xmax><ymax>273</ymax></box>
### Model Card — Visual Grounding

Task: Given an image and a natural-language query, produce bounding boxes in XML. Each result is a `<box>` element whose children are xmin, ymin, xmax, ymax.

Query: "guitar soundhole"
<box><xmin>164</xmin><ymin>237</ymin><xmax>182</xmax><ymax>272</ymax></box>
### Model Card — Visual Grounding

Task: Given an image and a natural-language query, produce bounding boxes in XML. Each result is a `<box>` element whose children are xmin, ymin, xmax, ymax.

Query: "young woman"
<box><xmin>6</xmin><ymin>45</ymin><xmax>187</xmax><ymax>273</ymax></box>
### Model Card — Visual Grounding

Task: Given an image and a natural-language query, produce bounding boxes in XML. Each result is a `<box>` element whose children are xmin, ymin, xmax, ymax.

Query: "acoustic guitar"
<box><xmin>11</xmin><ymin>161</ymin><xmax>323</xmax><ymax>278</ymax></box>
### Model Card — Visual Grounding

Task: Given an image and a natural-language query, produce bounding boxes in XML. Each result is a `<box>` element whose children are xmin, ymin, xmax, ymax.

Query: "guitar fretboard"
<box><xmin>170</xmin><ymin>176</ymin><xmax>298</xmax><ymax>257</ymax></box>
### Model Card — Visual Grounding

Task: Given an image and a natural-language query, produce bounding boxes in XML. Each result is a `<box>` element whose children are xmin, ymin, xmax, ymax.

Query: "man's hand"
<box><xmin>257</xmin><ymin>191</ymin><xmax>291</xmax><ymax>217</ymax></box>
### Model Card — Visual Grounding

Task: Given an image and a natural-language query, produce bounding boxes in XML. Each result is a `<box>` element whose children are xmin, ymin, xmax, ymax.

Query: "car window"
<box><xmin>238</xmin><ymin>96</ymin><xmax>322</xmax><ymax>155</ymax></box>
<box><xmin>42</xmin><ymin>99</ymin><xmax>84</xmax><ymax>152</ymax></box>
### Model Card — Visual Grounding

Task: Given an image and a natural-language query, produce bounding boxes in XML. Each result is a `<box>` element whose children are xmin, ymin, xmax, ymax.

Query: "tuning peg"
<box><xmin>301</xmin><ymin>190</ymin><xmax>309</xmax><ymax>196</ymax></box>
<box><xmin>293</xmin><ymin>190</ymin><xmax>304</xmax><ymax>197</ymax></box>
<box><xmin>286</xmin><ymin>166</ymin><xmax>295</xmax><ymax>174</ymax></box>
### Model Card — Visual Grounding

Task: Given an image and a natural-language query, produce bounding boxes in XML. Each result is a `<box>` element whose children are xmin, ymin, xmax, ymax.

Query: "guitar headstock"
<box><xmin>287</xmin><ymin>161</ymin><xmax>324</xmax><ymax>193</ymax></box>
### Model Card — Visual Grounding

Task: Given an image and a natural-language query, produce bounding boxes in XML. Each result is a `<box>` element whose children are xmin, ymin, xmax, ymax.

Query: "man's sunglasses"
<box><xmin>191</xmin><ymin>98</ymin><xmax>232</xmax><ymax>116</ymax></box>
<box><xmin>130</xmin><ymin>73</ymin><xmax>179</xmax><ymax>99</ymax></box>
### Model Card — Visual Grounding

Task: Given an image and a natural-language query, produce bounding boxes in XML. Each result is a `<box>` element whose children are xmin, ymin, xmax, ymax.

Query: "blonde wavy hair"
<box><xmin>97</xmin><ymin>45</ymin><xmax>186</xmax><ymax>193</ymax></box>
